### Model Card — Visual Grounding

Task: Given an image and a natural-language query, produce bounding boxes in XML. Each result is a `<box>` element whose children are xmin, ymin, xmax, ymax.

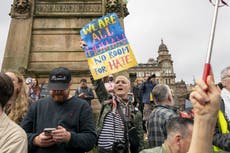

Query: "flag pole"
<box><xmin>202</xmin><ymin>0</ymin><xmax>220</xmax><ymax>82</ymax></box>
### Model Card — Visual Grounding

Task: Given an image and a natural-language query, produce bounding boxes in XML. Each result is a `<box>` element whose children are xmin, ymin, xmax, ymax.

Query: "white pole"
<box><xmin>206</xmin><ymin>0</ymin><xmax>220</xmax><ymax>63</ymax></box>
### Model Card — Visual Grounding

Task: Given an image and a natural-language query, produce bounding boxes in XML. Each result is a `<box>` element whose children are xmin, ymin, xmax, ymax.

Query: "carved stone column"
<box><xmin>2</xmin><ymin>0</ymin><xmax>33</xmax><ymax>74</ymax></box>
<box><xmin>104</xmin><ymin>0</ymin><xmax>129</xmax><ymax>28</ymax></box>
<box><xmin>105</xmin><ymin>0</ymin><xmax>129</xmax><ymax>17</ymax></box>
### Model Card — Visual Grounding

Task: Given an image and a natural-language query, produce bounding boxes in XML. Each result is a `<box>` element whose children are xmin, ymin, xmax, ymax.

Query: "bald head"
<box><xmin>115</xmin><ymin>75</ymin><xmax>130</xmax><ymax>85</ymax></box>
<box><xmin>114</xmin><ymin>75</ymin><xmax>131</xmax><ymax>99</ymax></box>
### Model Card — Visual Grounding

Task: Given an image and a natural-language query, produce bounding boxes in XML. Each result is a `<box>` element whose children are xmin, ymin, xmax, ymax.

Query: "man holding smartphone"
<box><xmin>21</xmin><ymin>67</ymin><xmax>97</xmax><ymax>153</ymax></box>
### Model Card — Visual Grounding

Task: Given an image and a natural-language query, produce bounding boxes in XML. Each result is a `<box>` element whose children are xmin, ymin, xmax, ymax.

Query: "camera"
<box><xmin>112</xmin><ymin>140</ymin><xmax>128</xmax><ymax>153</ymax></box>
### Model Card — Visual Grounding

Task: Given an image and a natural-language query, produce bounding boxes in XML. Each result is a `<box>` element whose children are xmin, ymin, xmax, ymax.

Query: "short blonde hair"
<box><xmin>134</xmin><ymin>77</ymin><xmax>144</xmax><ymax>86</ymax></box>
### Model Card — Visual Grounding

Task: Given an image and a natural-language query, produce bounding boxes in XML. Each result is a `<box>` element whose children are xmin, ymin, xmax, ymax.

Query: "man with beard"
<box><xmin>21</xmin><ymin>67</ymin><xmax>97</xmax><ymax>153</ymax></box>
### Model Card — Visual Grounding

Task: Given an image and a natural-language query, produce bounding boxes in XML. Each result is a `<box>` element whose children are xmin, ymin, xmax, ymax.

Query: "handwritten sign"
<box><xmin>80</xmin><ymin>13</ymin><xmax>137</xmax><ymax>80</ymax></box>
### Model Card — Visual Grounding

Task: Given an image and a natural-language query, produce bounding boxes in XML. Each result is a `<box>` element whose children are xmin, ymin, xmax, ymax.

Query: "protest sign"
<box><xmin>80</xmin><ymin>13</ymin><xmax>137</xmax><ymax>80</ymax></box>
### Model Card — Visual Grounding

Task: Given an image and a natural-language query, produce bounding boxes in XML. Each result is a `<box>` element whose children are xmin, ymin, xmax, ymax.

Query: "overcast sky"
<box><xmin>1</xmin><ymin>0</ymin><xmax>230</xmax><ymax>84</ymax></box>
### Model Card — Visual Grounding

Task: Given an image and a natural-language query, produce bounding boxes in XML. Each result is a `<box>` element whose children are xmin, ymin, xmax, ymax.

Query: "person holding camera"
<box><xmin>21</xmin><ymin>67</ymin><xmax>97</xmax><ymax>153</ymax></box>
<box><xmin>94</xmin><ymin>75</ymin><xmax>144</xmax><ymax>153</ymax></box>
<box><xmin>0</xmin><ymin>73</ymin><xmax>28</xmax><ymax>153</ymax></box>
<box><xmin>139</xmin><ymin>74</ymin><xmax>157</xmax><ymax>132</ymax></box>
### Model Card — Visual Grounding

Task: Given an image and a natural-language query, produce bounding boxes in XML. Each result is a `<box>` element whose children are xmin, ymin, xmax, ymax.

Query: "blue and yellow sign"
<box><xmin>80</xmin><ymin>13</ymin><xmax>137</xmax><ymax>80</ymax></box>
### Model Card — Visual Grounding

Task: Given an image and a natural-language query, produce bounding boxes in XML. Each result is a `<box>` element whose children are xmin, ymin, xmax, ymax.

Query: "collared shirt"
<box><xmin>147</xmin><ymin>105</ymin><xmax>178</xmax><ymax>148</ymax></box>
<box><xmin>140</xmin><ymin>142</ymin><xmax>171</xmax><ymax>153</ymax></box>
<box><xmin>0</xmin><ymin>113</ymin><xmax>27</xmax><ymax>153</ymax></box>
<box><xmin>221</xmin><ymin>88</ymin><xmax>230</xmax><ymax>120</ymax></box>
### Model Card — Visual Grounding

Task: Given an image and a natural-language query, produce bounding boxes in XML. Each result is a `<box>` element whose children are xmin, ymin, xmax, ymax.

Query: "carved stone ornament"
<box><xmin>34</xmin><ymin>2</ymin><xmax>102</xmax><ymax>16</ymax></box>
<box><xmin>10</xmin><ymin>0</ymin><xmax>31</xmax><ymax>19</ymax></box>
<box><xmin>105</xmin><ymin>0</ymin><xmax>129</xmax><ymax>18</ymax></box>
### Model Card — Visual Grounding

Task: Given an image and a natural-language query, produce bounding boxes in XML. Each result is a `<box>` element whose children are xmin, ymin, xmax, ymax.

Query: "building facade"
<box><xmin>129</xmin><ymin>40</ymin><xmax>190</xmax><ymax>108</ymax></box>
<box><xmin>1</xmin><ymin>0</ymin><xmax>130</xmax><ymax>115</ymax></box>
<box><xmin>174</xmin><ymin>80</ymin><xmax>189</xmax><ymax>109</ymax></box>
<box><xmin>129</xmin><ymin>40</ymin><xmax>176</xmax><ymax>88</ymax></box>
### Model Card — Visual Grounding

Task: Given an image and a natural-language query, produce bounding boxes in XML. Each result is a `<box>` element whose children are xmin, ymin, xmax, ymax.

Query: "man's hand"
<box><xmin>78</xmin><ymin>93</ymin><xmax>85</xmax><ymax>98</ymax></box>
<box><xmin>33</xmin><ymin>132</ymin><xmax>56</xmax><ymax>147</ymax></box>
<box><xmin>190</xmin><ymin>75</ymin><xmax>220</xmax><ymax>119</ymax></box>
<box><xmin>147</xmin><ymin>74</ymin><xmax>156</xmax><ymax>81</ymax></box>
<box><xmin>188</xmin><ymin>75</ymin><xmax>220</xmax><ymax>153</ymax></box>
<box><xmin>52</xmin><ymin>125</ymin><xmax>71</xmax><ymax>143</ymax></box>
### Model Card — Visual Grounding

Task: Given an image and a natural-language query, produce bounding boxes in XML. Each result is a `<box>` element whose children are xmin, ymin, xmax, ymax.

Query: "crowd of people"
<box><xmin>0</xmin><ymin>66</ymin><xmax>230</xmax><ymax>153</ymax></box>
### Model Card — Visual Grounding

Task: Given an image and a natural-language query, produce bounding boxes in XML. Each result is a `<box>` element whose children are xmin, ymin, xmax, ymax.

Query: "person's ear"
<box><xmin>168</xmin><ymin>94</ymin><xmax>172</xmax><ymax>102</ymax></box>
<box><xmin>68</xmin><ymin>81</ymin><xmax>72</xmax><ymax>87</ymax></box>
<box><xmin>175</xmin><ymin>134</ymin><xmax>182</xmax><ymax>144</ymax></box>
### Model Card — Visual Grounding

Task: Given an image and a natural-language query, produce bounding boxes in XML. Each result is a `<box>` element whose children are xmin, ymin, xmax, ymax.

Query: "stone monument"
<box><xmin>2</xmin><ymin>0</ymin><xmax>129</xmax><ymax>114</ymax></box>
<box><xmin>2</xmin><ymin>0</ymin><xmax>129</xmax><ymax>87</ymax></box>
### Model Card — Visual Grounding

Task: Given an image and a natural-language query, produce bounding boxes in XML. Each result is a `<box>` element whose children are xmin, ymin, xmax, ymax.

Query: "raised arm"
<box><xmin>91</xmin><ymin>77</ymin><xmax>109</xmax><ymax>103</ymax></box>
<box><xmin>188</xmin><ymin>75</ymin><xmax>220</xmax><ymax>153</ymax></box>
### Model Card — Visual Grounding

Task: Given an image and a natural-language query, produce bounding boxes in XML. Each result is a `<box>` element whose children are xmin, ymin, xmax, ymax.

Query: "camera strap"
<box><xmin>116</xmin><ymin>102</ymin><xmax>129</xmax><ymax>144</ymax></box>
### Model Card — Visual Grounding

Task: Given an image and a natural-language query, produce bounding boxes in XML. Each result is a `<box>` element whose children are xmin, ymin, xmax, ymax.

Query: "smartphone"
<box><xmin>44</xmin><ymin>128</ymin><xmax>56</xmax><ymax>136</ymax></box>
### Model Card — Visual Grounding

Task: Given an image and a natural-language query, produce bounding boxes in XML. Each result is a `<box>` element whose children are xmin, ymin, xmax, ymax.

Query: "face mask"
<box><xmin>108</xmin><ymin>77</ymin><xmax>113</xmax><ymax>81</ymax></box>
